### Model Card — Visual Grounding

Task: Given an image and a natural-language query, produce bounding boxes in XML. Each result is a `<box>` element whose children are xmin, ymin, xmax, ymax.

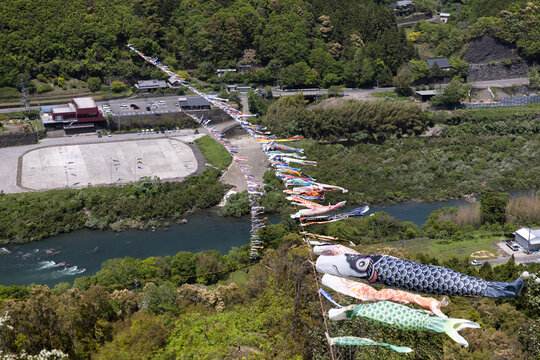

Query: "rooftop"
<box><xmin>136</xmin><ymin>80</ymin><xmax>168</xmax><ymax>89</ymax></box>
<box><xmin>426</xmin><ymin>57</ymin><xmax>450</xmax><ymax>69</ymax></box>
<box><xmin>514</xmin><ymin>228</ymin><xmax>540</xmax><ymax>245</ymax></box>
<box><xmin>73</xmin><ymin>97</ymin><xmax>97</xmax><ymax>109</ymax></box>
<box><xmin>415</xmin><ymin>90</ymin><xmax>440</xmax><ymax>96</ymax></box>
<box><xmin>178</xmin><ymin>96</ymin><xmax>210</xmax><ymax>107</ymax></box>
<box><xmin>439</xmin><ymin>12</ymin><xmax>451</xmax><ymax>17</ymax></box>
<box><xmin>389</xmin><ymin>0</ymin><xmax>414</xmax><ymax>8</ymax></box>
<box><xmin>52</xmin><ymin>104</ymin><xmax>76</xmax><ymax>114</ymax></box>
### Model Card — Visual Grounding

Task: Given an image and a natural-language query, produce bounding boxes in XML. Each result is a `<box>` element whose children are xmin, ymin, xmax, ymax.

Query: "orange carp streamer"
<box><xmin>322</xmin><ymin>274</ymin><xmax>449</xmax><ymax>318</ymax></box>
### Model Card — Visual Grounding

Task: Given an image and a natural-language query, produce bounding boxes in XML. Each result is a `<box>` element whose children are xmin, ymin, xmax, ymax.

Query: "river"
<box><xmin>0</xmin><ymin>190</ymin><xmax>536</xmax><ymax>287</ymax></box>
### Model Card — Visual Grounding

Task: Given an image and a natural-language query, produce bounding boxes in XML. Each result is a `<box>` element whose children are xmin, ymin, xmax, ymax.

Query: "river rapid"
<box><xmin>0</xmin><ymin>190</ymin><xmax>536</xmax><ymax>287</ymax></box>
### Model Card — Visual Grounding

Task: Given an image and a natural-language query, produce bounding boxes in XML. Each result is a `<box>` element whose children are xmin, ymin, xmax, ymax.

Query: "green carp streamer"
<box><xmin>326</xmin><ymin>333</ymin><xmax>413</xmax><ymax>353</ymax></box>
<box><xmin>329</xmin><ymin>301</ymin><xmax>480</xmax><ymax>347</ymax></box>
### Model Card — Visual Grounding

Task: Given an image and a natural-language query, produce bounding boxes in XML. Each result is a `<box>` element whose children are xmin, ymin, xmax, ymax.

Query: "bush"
<box><xmin>111</xmin><ymin>80</ymin><xmax>127</xmax><ymax>93</ymax></box>
<box><xmin>87</xmin><ymin>77</ymin><xmax>102</xmax><ymax>92</ymax></box>
<box><xmin>36</xmin><ymin>74</ymin><xmax>47</xmax><ymax>83</ymax></box>
<box><xmin>36</xmin><ymin>84</ymin><xmax>54</xmax><ymax>94</ymax></box>
<box><xmin>219</xmin><ymin>191</ymin><xmax>251</xmax><ymax>217</ymax></box>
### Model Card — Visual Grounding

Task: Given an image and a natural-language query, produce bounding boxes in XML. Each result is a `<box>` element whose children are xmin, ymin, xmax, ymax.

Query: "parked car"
<box><xmin>146</xmin><ymin>106</ymin><xmax>151</xmax><ymax>111</ymax></box>
<box><xmin>97</xmin><ymin>131</ymin><xmax>102</xmax><ymax>138</ymax></box>
<box><xmin>130</xmin><ymin>104</ymin><xmax>140</xmax><ymax>109</ymax></box>
<box><xmin>158</xmin><ymin>100</ymin><xmax>165</xmax><ymax>105</ymax></box>
<box><xmin>506</xmin><ymin>242</ymin><xmax>520</xmax><ymax>251</ymax></box>
<box><xmin>471</xmin><ymin>260</ymin><xmax>482</xmax><ymax>266</ymax></box>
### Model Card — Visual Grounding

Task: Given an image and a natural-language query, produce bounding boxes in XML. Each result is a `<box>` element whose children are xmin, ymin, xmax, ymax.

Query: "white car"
<box><xmin>158</xmin><ymin>100</ymin><xmax>165</xmax><ymax>105</ymax></box>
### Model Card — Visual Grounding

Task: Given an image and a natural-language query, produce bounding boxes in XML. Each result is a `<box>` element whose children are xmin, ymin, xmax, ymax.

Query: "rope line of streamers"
<box><xmin>124</xmin><ymin>44</ymin><xmax>530</xmax><ymax>358</ymax></box>
<box><xmin>125</xmin><ymin>43</ymin><xmax>378</xmax><ymax>358</ymax></box>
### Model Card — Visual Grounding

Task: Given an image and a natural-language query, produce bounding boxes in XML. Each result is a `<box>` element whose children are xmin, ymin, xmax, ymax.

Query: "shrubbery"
<box><xmin>219</xmin><ymin>191</ymin><xmax>250</xmax><ymax>217</ymax></box>
<box><xmin>0</xmin><ymin>169</ymin><xmax>226</xmax><ymax>245</ymax></box>
<box><xmin>262</xmin><ymin>95</ymin><xmax>428</xmax><ymax>142</ymax></box>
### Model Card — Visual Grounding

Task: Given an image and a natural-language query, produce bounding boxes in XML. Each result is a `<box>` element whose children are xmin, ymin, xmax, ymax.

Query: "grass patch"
<box><xmin>463</xmin><ymin>103</ymin><xmax>540</xmax><ymax>120</ymax></box>
<box><xmin>195</xmin><ymin>135</ymin><xmax>232</xmax><ymax>171</ymax></box>
<box><xmin>371</xmin><ymin>90</ymin><xmax>410</xmax><ymax>100</ymax></box>
<box><xmin>209</xmin><ymin>265</ymin><xmax>256</xmax><ymax>289</ymax></box>
<box><xmin>377</xmin><ymin>233</ymin><xmax>500</xmax><ymax>261</ymax></box>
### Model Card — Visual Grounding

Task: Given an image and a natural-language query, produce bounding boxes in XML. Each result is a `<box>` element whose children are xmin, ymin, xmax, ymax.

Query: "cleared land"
<box><xmin>377</xmin><ymin>233</ymin><xmax>501</xmax><ymax>262</ymax></box>
<box><xmin>21</xmin><ymin>138</ymin><xmax>199</xmax><ymax>190</ymax></box>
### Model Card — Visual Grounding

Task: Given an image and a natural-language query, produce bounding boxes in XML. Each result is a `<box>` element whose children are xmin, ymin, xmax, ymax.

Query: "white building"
<box><xmin>513</xmin><ymin>228</ymin><xmax>540</xmax><ymax>252</ymax></box>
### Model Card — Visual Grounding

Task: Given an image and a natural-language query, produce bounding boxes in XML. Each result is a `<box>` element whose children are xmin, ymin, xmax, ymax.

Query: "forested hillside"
<box><xmin>1</xmin><ymin>0</ymin><xmax>538</xmax><ymax>92</ymax></box>
<box><xmin>0</xmin><ymin>0</ymin><xmax>413</xmax><ymax>90</ymax></box>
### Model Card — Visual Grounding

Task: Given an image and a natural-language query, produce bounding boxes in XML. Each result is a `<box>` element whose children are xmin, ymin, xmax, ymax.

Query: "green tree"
<box><xmin>409</xmin><ymin>59</ymin><xmax>429</xmax><ymax>80</ymax></box>
<box><xmin>393</xmin><ymin>64</ymin><xmax>414</xmax><ymax>96</ymax></box>
<box><xmin>431</xmin><ymin>78</ymin><xmax>469</xmax><ymax>108</ymax></box>
<box><xmin>449</xmin><ymin>57</ymin><xmax>469</xmax><ymax>81</ymax></box>
<box><xmin>528</xmin><ymin>66</ymin><xmax>540</xmax><ymax>89</ymax></box>
<box><xmin>280</xmin><ymin>62</ymin><xmax>318</xmax><ymax>89</ymax></box>
<box><xmin>219</xmin><ymin>191</ymin><xmax>250</xmax><ymax>217</ymax></box>
<box><xmin>481</xmin><ymin>192</ymin><xmax>510</xmax><ymax>225</ymax></box>
<box><xmin>171</xmin><ymin>251</ymin><xmax>197</xmax><ymax>281</ymax></box>
<box><xmin>111</xmin><ymin>80</ymin><xmax>127</xmax><ymax>93</ymax></box>
<box><xmin>87</xmin><ymin>77</ymin><xmax>102</xmax><ymax>92</ymax></box>
<box><xmin>142</xmin><ymin>282</ymin><xmax>179</xmax><ymax>315</ymax></box>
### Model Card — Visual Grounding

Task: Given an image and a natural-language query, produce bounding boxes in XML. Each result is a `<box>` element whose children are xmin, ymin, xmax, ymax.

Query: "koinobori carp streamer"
<box><xmin>322</xmin><ymin>274</ymin><xmax>448</xmax><ymax>318</ymax></box>
<box><xmin>328</xmin><ymin>301</ymin><xmax>480</xmax><ymax>346</ymax></box>
<box><xmin>316</xmin><ymin>253</ymin><xmax>524</xmax><ymax>298</ymax></box>
<box><xmin>325</xmin><ymin>333</ymin><xmax>413</xmax><ymax>353</ymax></box>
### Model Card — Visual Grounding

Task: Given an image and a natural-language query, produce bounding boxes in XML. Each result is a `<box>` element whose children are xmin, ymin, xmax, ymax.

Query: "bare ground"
<box><xmin>219</xmin><ymin>134</ymin><xmax>268</xmax><ymax>191</ymax></box>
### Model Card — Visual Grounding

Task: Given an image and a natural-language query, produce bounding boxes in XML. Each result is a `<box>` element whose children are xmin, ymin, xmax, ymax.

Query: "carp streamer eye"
<box><xmin>355</xmin><ymin>258</ymin><xmax>369</xmax><ymax>271</ymax></box>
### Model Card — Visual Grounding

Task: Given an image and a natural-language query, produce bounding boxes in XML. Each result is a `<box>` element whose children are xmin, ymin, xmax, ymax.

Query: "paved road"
<box><xmin>272</xmin><ymin>78</ymin><xmax>530</xmax><ymax>99</ymax></box>
<box><xmin>475</xmin><ymin>253</ymin><xmax>540</xmax><ymax>266</ymax></box>
<box><xmin>0</xmin><ymin>78</ymin><xmax>531</xmax><ymax>115</ymax></box>
<box><xmin>0</xmin><ymin>95</ymin><xmax>197</xmax><ymax>114</ymax></box>
<box><xmin>397</xmin><ymin>16</ymin><xmax>437</xmax><ymax>27</ymax></box>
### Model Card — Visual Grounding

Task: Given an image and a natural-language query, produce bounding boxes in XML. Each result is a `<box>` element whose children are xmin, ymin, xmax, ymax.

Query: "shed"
<box><xmin>513</xmin><ymin>228</ymin><xmax>540</xmax><ymax>252</ymax></box>
<box><xmin>439</xmin><ymin>13</ymin><xmax>451</xmax><ymax>23</ymax></box>
<box><xmin>426</xmin><ymin>58</ymin><xmax>451</xmax><ymax>70</ymax></box>
<box><xmin>415</xmin><ymin>90</ymin><xmax>439</xmax><ymax>101</ymax></box>
<box><xmin>236</xmin><ymin>86</ymin><xmax>252</xmax><ymax>93</ymax></box>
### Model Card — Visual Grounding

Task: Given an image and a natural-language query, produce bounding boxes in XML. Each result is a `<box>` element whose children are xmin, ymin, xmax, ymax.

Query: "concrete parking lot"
<box><xmin>102</xmin><ymin>96</ymin><xmax>187</xmax><ymax>117</ymax></box>
<box><xmin>0</xmin><ymin>130</ymin><xmax>205</xmax><ymax>193</ymax></box>
<box><xmin>20</xmin><ymin>138</ymin><xmax>200</xmax><ymax>190</ymax></box>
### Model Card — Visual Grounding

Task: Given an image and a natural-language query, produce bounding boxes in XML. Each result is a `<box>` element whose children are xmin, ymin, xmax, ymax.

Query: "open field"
<box><xmin>20</xmin><ymin>138</ymin><xmax>200</xmax><ymax>191</ymax></box>
<box><xmin>376</xmin><ymin>233</ymin><xmax>501</xmax><ymax>261</ymax></box>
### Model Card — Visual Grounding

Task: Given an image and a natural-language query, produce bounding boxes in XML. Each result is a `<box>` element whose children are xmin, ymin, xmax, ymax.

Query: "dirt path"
<box><xmin>219</xmin><ymin>134</ymin><xmax>268</xmax><ymax>191</ymax></box>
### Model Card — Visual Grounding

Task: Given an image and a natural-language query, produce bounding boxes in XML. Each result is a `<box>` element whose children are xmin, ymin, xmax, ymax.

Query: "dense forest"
<box><xmin>0</xmin><ymin>0</ymin><xmax>414</xmax><ymax>90</ymax></box>
<box><xmin>1</xmin><ymin>0</ymin><xmax>537</xmax><ymax>93</ymax></box>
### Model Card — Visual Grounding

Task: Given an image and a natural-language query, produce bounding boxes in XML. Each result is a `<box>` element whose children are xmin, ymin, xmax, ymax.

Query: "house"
<box><xmin>438</xmin><ymin>12</ymin><xmax>450</xmax><ymax>23</ymax></box>
<box><xmin>178</xmin><ymin>96</ymin><xmax>211</xmax><ymax>110</ymax></box>
<box><xmin>168</xmin><ymin>76</ymin><xmax>183</xmax><ymax>88</ymax></box>
<box><xmin>426</xmin><ymin>57</ymin><xmax>451</xmax><ymax>70</ymax></box>
<box><xmin>237</xmin><ymin>86</ymin><xmax>252</xmax><ymax>93</ymax></box>
<box><xmin>135</xmin><ymin>79</ymin><xmax>168</xmax><ymax>92</ymax></box>
<box><xmin>42</xmin><ymin>97</ymin><xmax>103</xmax><ymax>130</ymax></box>
<box><xmin>389</xmin><ymin>1</ymin><xmax>415</xmax><ymax>16</ymax></box>
<box><xmin>237</xmin><ymin>65</ymin><xmax>252</xmax><ymax>73</ymax></box>
<box><xmin>513</xmin><ymin>228</ymin><xmax>540</xmax><ymax>252</ymax></box>
<box><xmin>415</xmin><ymin>90</ymin><xmax>439</xmax><ymax>101</ymax></box>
